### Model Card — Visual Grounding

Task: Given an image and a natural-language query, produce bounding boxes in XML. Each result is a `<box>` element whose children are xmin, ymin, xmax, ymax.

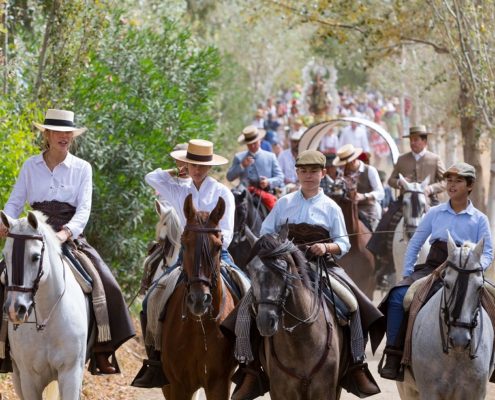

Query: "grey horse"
<box><xmin>398</xmin><ymin>232</ymin><xmax>494</xmax><ymax>399</ymax></box>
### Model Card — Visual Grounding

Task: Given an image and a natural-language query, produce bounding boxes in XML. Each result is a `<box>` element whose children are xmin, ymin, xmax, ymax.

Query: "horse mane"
<box><xmin>248</xmin><ymin>233</ymin><xmax>312</xmax><ymax>289</ymax></box>
<box><xmin>156</xmin><ymin>202</ymin><xmax>182</xmax><ymax>249</ymax></box>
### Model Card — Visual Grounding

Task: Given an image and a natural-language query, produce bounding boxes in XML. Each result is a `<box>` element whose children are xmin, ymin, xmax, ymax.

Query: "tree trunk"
<box><xmin>459</xmin><ymin>83</ymin><xmax>485</xmax><ymax>211</ymax></box>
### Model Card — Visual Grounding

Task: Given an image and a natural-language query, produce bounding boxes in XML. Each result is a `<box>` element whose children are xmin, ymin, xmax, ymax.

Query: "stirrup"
<box><xmin>378</xmin><ymin>348</ymin><xmax>404</xmax><ymax>382</ymax></box>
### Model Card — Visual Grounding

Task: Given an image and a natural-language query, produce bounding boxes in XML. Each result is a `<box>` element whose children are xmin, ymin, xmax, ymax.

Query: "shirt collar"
<box><xmin>412</xmin><ymin>148</ymin><xmax>427</xmax><ymax>160</ymax></box>
<box><xmin>37</xmin><ymin>151</ymin><xmax>73</xmax><ymax>168</ymax></box>
<box><xmin>297</xmin><ymin>188</ymin><xmax>324</xmax><ymax>202</ymax></box>
<box><xmin>442</xmin><ymin>200</ymin><xmax>475</xmax><ymax>215</ymax></box>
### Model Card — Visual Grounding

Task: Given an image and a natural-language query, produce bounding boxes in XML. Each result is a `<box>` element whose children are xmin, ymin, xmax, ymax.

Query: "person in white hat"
<box><xmin>227</xmin><ymin>125</ymin><xmax>284</xmax><ymax>191</ymax></box>
<box><xmin>277</xmin><ymin>125</ymin><xmax>305</xmax><ymax>185</ymax></box>
<box><xmin>333</xmin><ymin>143</ymin><xmax>385</xmax><ymax>230</ymax></box>
<box><xmin>135</xmin><ymin>139</ymin><xmax>241</xmax><ymax>388</ymax></box>
<box><xmin>0</xmin><ymin>109</ymin><xmax>135</xmax><ymax>375</ymax></box>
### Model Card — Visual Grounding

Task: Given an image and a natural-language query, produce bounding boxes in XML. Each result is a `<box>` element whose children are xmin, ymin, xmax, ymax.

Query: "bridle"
<box><xmin>440</xmin><ymin>250</ymin><xmax>484</xmax><ymax>358</ymax></box>
<box><xmin>402</xmin><ymin>189</ymin><xmax>428</xmax><ymax>234</ymax></box>
<box><xmin>5</xmin><ymin>232</ymin><xmax>66</xmax><ymax>331</ymax></box>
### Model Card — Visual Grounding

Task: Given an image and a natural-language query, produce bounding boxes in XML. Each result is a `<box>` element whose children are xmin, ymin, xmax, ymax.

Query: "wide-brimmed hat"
<box><xmin>290</xmin><ymin>129</ymin><xmax>304</xmax><ymax>141</ymax></box>
<box><xmin>333</xmin><ymin>144</ymin><xmax>363</xmax><ymax>166</ymax></box>
<box><xmin>170</xmin><ymin>139</ymin><xmax>228</xmax><ymax>166</ymax></box>
<box><xmin>33</xmin><ymin>109</ymin><xmax>87</xmax><ymax>137</ymax></box>
<box><xmin>237</xmin><ymin>126</ymin><xmax>266</xmax><ymax>145</ymax></box>
<box><xmin>443</xmin><ymin>162</ymin><xmax>476</xmax><ymax>180</ymax></box>
<box><xmin>403</xmin><ymin>125</ymin><xmax>432</xmax><ymax>138</ymax></box>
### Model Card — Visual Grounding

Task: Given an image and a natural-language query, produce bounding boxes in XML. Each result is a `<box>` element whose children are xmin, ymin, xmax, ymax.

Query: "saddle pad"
<box><xmin>62</xmin><ymin>255</ymin><xmax>92</xmax><ymax>294</ymax></box>
<box><xmin>220</xmin><ymin>261</ymin><xmax>251</xmax><ymax>301</ymax></box>
<box><xmin>403</xmin><ymin>275</ymin><xmax>429</xmax><ymax>311</ymax></box>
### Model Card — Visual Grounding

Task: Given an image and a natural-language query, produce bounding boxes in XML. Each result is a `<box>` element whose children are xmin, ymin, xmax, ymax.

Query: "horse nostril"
<box><xmin>186</xmin><ymin>294</ymin><xmax>194</xmax><ymax>306</ymax></box>
<box><xmin>18</xmin><ymin>305</ymin><xmax>27</xmax><ymax>317</ymax></box>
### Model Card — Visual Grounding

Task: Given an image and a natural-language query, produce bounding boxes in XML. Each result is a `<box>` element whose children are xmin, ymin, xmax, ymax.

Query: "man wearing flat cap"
<box><xmin>367</xmin><ymin>125</ymin><xmax>446</xmax><ymax>285</ymax></box>
<box><xmin>227</xmin><ymin>125</ymin><xmax>284</xmax><ymax>192</ymax></box>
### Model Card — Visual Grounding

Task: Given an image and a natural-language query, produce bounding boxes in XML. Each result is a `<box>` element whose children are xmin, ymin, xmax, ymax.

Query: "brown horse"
<box><xmin>247</xmin><ymin>225</ymin><xmax>344</xmax><ymax>399</ymax></box>
<box><xmin>329</xmin><ymin>176</ymin><xmax>376</xmax><ymax>299</ymax></box>
<box><xmin>161</xmin><ymin>194</ymin><xmax>237</xmax><ymax>399</ymax></box>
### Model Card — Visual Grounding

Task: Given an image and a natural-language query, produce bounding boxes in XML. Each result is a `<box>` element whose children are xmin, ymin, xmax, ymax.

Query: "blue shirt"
<box><xmin>403</xmin><ymin>200</ymin><xmax>493</xmax><ymax>276</ymax></box>
<box><xmin>226</xmin><ymin>149</ymin><xmax>284</xmax><ymax>188</ymax></box>
<box><xmin>260</xmin><ymin>189</ymin><xmax>350</xmax><ymax>258</ymax></box>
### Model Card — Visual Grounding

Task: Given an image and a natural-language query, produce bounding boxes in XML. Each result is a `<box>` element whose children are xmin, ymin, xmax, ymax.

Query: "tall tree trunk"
<box><xmin>459</xmin><ymin>82</ymin><xmax>485</xmax><ymax>211</ymax></box>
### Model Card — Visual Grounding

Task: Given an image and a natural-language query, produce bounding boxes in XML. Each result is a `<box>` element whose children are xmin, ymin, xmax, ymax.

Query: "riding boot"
<box><xmin>131</xmin><ymin>350</ymin><xmax>168</xmax><ymax>388</ymax></box>
<box><xmin>378</xmin><ymin>346</ymin><xmax>404</xmax><ymax>381</ymax></box>
<box><xmin>346</xmin><ymin>362</ymin><xmax>381</xmax><ymax>398</ymax></box>
<box><xmin>231</xmin><ymin>362</ymin><xmax>269</xmax><ymax>400</ymax></box>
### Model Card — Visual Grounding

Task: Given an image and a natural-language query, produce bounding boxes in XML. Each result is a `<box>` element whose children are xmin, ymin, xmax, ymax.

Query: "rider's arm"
<box><xmin>3</xmin><ymin>161</ymin><xmax>29</xmax><ymax>219</ymax></box>
<box><xmin>226</xmin><ymin>153</ymin><xmax>246</xmax><ymax>182</ymax></box>
<box><xmin>328</xmin><ymin>205</ymin><xmax>350</xmax><ymax>258</ymax></box>
<box><xmin>477</xmin><ymin>213</ymin><xmax>493</xmax><ymax>270</ymax></box>
<box><xmin>260</xmin><ymin>199</ymin><xmax>281</xmax><ymax>235</ymax></box>
<box><xmin>403</xmin><ymin>209</ymin><xmax>434</xmax><ymax>277</ymax></box>
<box><xmin>66</xmin><ymin>161</ymin><xmax>92</xmax><ymax>238</ymax></box>
<box><xmin>427</xmin><ymin>156</ymin><xmax>447</xmax><ymax>195</ymax></box>
<box><xmin>266</xmin><ymin>153</ymin><xmax>285</xmax><ymax>188</ymax></box>
<box><xmin>387</xmin><ymin>161</ymin><xmax>402</xmax><ymax>190</ymax></box>
<box><xmin>367</xmin><ymin>167</ymin><xmax>385</xmax><ymax>201</ymax></box>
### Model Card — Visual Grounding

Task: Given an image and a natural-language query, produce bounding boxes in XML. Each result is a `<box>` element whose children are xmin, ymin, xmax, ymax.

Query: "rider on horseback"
<box><xmin>379</xmin><ymin>162</ymin><xmax>493</xmax><ymax>380</ymax></box>
<box><xmin>333</xmin><ymin>143</ymin><xmax>385</xmax><ymax>231</ymax></box>
<box><xmin>230</xmin><ymin>150</ymin><xmax>383</xmax><ymax>399</ymax></box>
<box><xmin>0</xmin><ymin>109</ymin><xmax>135</xmax><ymax>375</ymax></box>
<box><xmin>226</xmin><ymin>126</ymin><xmax>284</xmax><ymax>213</ymax></box>
<box><xmin>133</xmin><ymin>139</ymin><xmax>247</xmax><ymax>388</ymax></box>
<box><xmin>367</xmin><ymin>125</ymin><xmax>446</xmax><ymax>286</ymax></box>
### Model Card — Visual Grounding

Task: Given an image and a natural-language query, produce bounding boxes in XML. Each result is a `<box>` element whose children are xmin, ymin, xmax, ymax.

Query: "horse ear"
<box><xmin>183</xmin><ymin>194</ymin><xmax>196</xmax><ymax>221</ymax></box>
<box><xmin>398</xmin><ymin>173</ymin><xmax>409</xmax><ymax>189</ymax></box>
<box><xmin>446</xmin><ymin>230</ymin><xmax>457</xmax><ymax>256</ymax></box>
<box><xmin>27</xmin><ymin>211</ymin><xmax>39</xmax><ymax>230</ymax></box>
<box><xmin>240</xmin><ymin>189</ymin><xmax>246</xmax><ymax>201</ymax></box>
<box><xmin>420</xmin><ymin>175</ymin><xmax>431</xmax><ymax>190</ymax></box>
<box><xmin>155</xmin><ymin>200</ymin><xmax>164</xmax><ymax>216</ymax></box>
<box><xmin>279</xmin><ymin>219</ymin><xmax>289</xmax><ymax>241</ymax></box>
<box><xmin>1</xmin><ymin>211</ymin><xmax>12</xmax><ymax>229</ymax></box>
<box><xmin>472</xmin><ymin>238</ymin><xmax>484</xmax><ymax>261</ymax></box>
<box><xmin>209</xmin><ymin>197</ymin><xmax>225</xmax><ymax>226</ymax></box>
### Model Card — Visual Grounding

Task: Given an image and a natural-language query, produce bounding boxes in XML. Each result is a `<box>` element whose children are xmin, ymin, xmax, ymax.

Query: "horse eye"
<box><xmin>31</xmin><ymin>254</ymin><xmax>41</xmax><ymax>262</ymax></box>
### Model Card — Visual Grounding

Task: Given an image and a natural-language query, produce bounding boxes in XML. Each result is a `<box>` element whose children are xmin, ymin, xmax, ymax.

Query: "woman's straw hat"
<box><xmin>33</xmin><ymin>109</ymin><xmax>87</xmax><ymax>137</ymax></box>
<box><xmin>333</xmin><ymin>144</ymin><xmax>363</xmax><ymax>167</ymax></box>
<box><xmin>170</xmin><ymin>139</ymin><xmax>228</xmax><ymax>166</ymax></box>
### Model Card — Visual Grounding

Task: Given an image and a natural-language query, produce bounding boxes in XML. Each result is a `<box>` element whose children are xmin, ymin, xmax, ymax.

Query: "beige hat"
<box><xmin>237</xmin><ymin>126</ymin><xmax>266</xmax><ymax>145</ymax></box>
<box><xmin>443</xmin><ymin>162</ymin><xmax>476</xmax><ymax>180</ymax></box>
<box><xmin>170</xmin><ymin>139</ymin><xmax>228</xmax><ymax>166</ymax></box>
<box><xmin>33</xmin><ymin>109</ymin><xmax>87</xmax><ymax>137</ymax></box>
<box><xmin>290</xmin><ymin>129</ymin><xmax>304</xmax><ymax>141</ymax></box>
<box><xmin>295</xmin><ymin>150</ymin><xmax>326</xmax><ymax>168</ymax></box>
<box><xmin>403</xmin><ymin>125</ymin><xmax>431</xmax><ymax>138</ymax></box>
<box><xmin>333</xmin><ymin>144</ymin><xmax>363</xmax><ymax>166</ymax></box>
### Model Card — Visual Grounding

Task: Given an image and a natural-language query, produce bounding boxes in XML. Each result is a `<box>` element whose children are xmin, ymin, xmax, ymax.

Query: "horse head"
<box><xmin>154</xmin><ymin>200</ymin><xmax>182</xmax><ymax>267</ymax></box>
<box><xmin>247</xmin><ymin>223</ymin><xmax>310</xmax><ymax>336</ymax></box>
<box><xmin>232</xmin><ymin>185</ymin><xmax>248</xmax><ymax>244</ymax></box>
<box><xmin>399</xmin><ymin>174</ymin><xmax>430</xmax><ymax>239</ymax></box>
<box><xmin>442</xmin><ymin>231</ymin><xmax>484</xmax><ymax>353</ymax></box>
<box><xmin>181</xmin><ymin>193</ymin><xmax>224</xmax><ymax>317</ymax></box>
<box><xmin>1</xmin><ymin>211</ymin><xmax>59</xmax><ymax>325</ymax></box>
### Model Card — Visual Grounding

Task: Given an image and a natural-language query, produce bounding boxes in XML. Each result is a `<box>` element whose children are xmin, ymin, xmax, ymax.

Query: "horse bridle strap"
<box><xmin>6</xmin><ymin>232</ymin><xmax>45</xmax><ymax>293</ymax></box>
<box><xmin>184</xmin><ymin>225</ymin><xmax>221</xmax><ymax>234</ymax></box>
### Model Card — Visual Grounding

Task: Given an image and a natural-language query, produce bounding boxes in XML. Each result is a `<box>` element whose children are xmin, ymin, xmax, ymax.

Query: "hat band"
<box><xmin>244</xmin><ymin>134</ymin><xmax>258</xmax><ymax>141</ymax></box>
<box><xmin>339</xmin><ymin>151</ymin><xmax>356</xmax><ymax>162</ymax></box>
<box><xmin>186</xmin><ymin>152</ymin><xmax>213</xmax><ymax>162</ymax></box>
<box><xmin>43</xmin><ymin>118</ymin><xmax>75</xmax><ymax>128</ymax></box>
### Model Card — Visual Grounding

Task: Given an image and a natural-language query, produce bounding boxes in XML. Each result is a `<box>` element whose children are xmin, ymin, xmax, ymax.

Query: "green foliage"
<box><xmin>72</xmin><ymin>16</ymin><xmax>221</xmax><ymax>296</ymax></box>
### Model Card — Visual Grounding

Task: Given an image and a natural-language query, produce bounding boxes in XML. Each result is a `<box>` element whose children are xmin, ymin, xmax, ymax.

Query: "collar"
<box><xmin>440</xmin><ymin>200</ymin><xmax>475</xmax><ymax>215</ymax></box>
<box><xmin>412</xmin><ymin>148</ymin><xmax>427</xmax><ymax>160</ymax></box>
<box><xmin>297</xmin><ymin>188</ymin><xmax>324</xmax><ymax>202</ymax></box>
<box><xmin>37</xmin><ymin>152</ymin><xmax>73</xmax><ymax>168</ymax></box>
<box><xmin>357</xmin><ymin>160</ymin><xmax>365</xmax><ymax>172</ymax></box>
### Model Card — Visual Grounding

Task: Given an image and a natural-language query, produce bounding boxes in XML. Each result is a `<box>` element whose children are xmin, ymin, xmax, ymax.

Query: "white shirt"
<box><xmin>277</xmin><ymin>149</ymin><xmax>297</xmax><ymax>184</ymax></box>
<box><xmin>145</xmin><ymin>169</ymin><xmax>235</xmax><ymax>249</ymax></box>
<box><xmin>319</xmin><ymin>133</ymin><xmax>339</xmax><ymax>153</ymax></box>
<box><xmin>357</xmin><ymin>161</ymin><xmax>385</xmax><ymax>201</ymax></box>
<box><xmin>4</xmin><ymin>152</ymin><xmax>92</xmax><ymax>238</ymax></box>
<box><xmin>339</xmin><ymin>125</ymin><xmax>370</xmax><ymax>153</ymax></box>
<box><xmin>260</xmin><ymin>189</ymin><xmax>350</xmax><ymax>258</ymax></box>
<box><xmin>412</xmin><ymin>148</ymin><xmax>427</xmax><ymax>161</ymax></box>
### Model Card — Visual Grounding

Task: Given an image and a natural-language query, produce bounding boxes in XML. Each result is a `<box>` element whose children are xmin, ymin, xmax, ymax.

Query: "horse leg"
<box><xmin>57</xmin><ymin>365</ymin><xmax>85</xmax><ymax>400</ymax></box>
<box><xmin>162</xmin><ymin>384</ymin><xmax>195</xmax><ymax>400</ymax></box>
<box><xmin>204</xmin><ymin>378</ymin><xmax>231</xmax><ymax>400</ymax></box>
<box><xmin>18</xmin><ymin>372</ymin><xmax>44</xmax><ymax>400</ymax></box>
<box><xmin>11</xmin><ymin>362</ymin><xmax>26</xmax><ymax>400</ymax></box>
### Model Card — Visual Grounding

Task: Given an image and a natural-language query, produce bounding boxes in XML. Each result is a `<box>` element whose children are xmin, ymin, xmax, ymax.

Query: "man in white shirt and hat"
<box><xmin>277</xmin><ymin>126</ymin><xmax>305</xmax><ymax>185</ymax></box>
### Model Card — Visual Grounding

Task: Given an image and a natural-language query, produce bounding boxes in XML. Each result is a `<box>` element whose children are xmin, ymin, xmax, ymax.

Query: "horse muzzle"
<box><xmin>186</xmin><ymin>288</ymin><xmax>212</xmax><ymax>317</ymax></box>
<box><xmin>4</xmin><ymin>295</ymin><xmax>32</xmax><ymax>324</ymax></box>
<box><xmin>448</xmin><ymin>329</ymin><xmax>471</xmax><ymax>351</ymax></box>
<box><xmin>256</xmin><ymin>309</ymin><xmax>279</xmax><ymax>337</ymax></box>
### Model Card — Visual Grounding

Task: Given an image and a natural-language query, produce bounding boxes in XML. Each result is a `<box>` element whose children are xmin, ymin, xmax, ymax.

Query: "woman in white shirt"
<box><xmin>0</xmin><ymin>109</ymin><xmax>135</xmax><ymax>375</ymax></box>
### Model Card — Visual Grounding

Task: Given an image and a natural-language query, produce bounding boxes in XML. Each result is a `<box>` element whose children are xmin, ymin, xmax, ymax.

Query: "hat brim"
<box><xmin>34</xmin><ymin>122</ymin><xmax>87</xmax><ymax>137</ymax></box>
<box><xmin>170</xmin><ymin>150</ymin><xmax>228</xmax><ymax>166</ymax></box>
<box><xmin>403</xmin><ymin>131</ymin><xmax>432</xmax><ymax>138</ymax></box>
<box><xmin>333</xmin><ymin>147</ymin><xmax>363</xmax><ymax>166</ymax></box>
<box><xmin>237</xmin><ymin>129</ymin><xmax>266</xmax><ymax>145</ymax></box>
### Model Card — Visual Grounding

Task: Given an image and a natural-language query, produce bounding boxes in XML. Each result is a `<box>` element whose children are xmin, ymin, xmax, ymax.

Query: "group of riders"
<box><xmin>0</xmin><ymin>108</ymin><xmax>493</xmax><ymax>399</ymax></box>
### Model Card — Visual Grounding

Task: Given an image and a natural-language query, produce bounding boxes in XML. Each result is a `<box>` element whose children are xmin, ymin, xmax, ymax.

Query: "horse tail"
<box><xmin>43</xmin><ymin>381</ymin><xmax>60</xmax><ymax>400</ymax></box>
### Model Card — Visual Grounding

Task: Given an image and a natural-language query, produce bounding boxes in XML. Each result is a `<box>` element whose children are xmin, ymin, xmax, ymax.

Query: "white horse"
<box><xmin>1</xmin><ymin>210</ymin><xmax>88</xmax><ymax>400</ymax></box>
<box><xmin>398</xmin><ymin>233</ymin><xmax>494</xmax><ymax>399</ymax></box>
<box><xmin>393</xmin><ymin>175</ymin><xmax>431</xmax><ymax>281</ymax></box>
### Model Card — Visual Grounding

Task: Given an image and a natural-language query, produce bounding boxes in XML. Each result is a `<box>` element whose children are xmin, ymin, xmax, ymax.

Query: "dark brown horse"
<box><xmin>161</xmin><ymin>194</ymin><xmax>237</xmax><ymax>399</ymax></box>
<box><xmin>329</xmin><ymin>176</ymin><xmax>376</xmax><ymax>299</ymax></box>
<box><xmin>247</xmin><ymin>225</ymin><xmax>344</xmax><ymax>399</ymax></box>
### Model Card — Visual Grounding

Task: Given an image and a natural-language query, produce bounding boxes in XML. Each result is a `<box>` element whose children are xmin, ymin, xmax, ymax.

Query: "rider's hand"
<box><xmin>310</xmin><ymin>243</ymin><xmax>327</xmax><ymax>256</ymax></box>
<box><xmin>55</xmin><ymin>229</ymin><xmax>71</xmax><ymax>243</ymax></box>
<box><xmin>241</xmin><ymin>155</ymin><xmax>254</xmax><ymax>168</ymax></box>
<box><xmin>0</xmin><ymin>222</ymin><xmax>8</xmax><ymax>238</ymax></box>
<box><xmin>356</xmin><ymin>193</ymin><xmax>366</xmax><ymax>202</ymax></box>
<box><xmin>424</xmin><ymin>186</ymin><xmax>432</xmax><ymax>196</ymax></box>
<box><xmin>259</xmin><ymin>177</ymin><xmax>269</xmax><ymax>189</ymax></box>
